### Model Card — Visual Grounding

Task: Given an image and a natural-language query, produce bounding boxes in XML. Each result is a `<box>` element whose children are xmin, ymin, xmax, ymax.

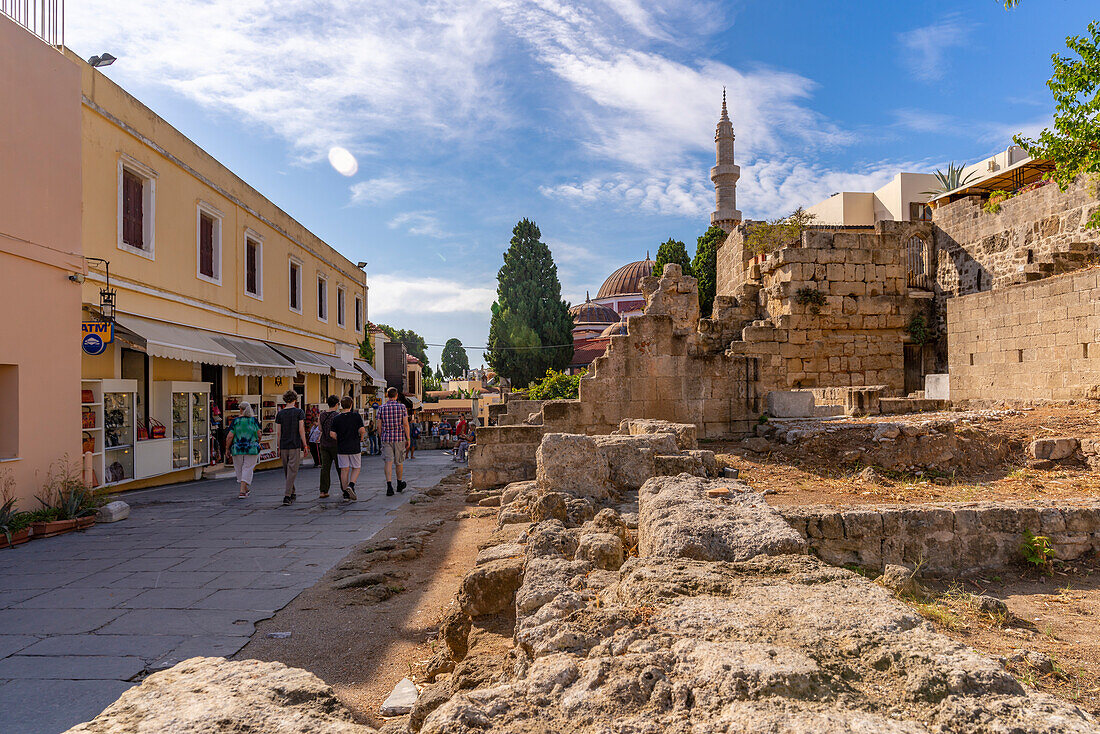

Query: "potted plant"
<box><xmin>0</xmin><ymin>497</ymin><xmax>32</xmax><ymax>549</ymax></box>
<box><xmin>31</xmin><ymin>463</ymin><xmax>101</xmax><ymax>539</ymax></box>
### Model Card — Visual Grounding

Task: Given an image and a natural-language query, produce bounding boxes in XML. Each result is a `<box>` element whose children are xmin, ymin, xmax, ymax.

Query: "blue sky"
<box><xmin>65</xmin><ymin>0</ymin><xmax>1095</xmax><ymax>369</ymax></box>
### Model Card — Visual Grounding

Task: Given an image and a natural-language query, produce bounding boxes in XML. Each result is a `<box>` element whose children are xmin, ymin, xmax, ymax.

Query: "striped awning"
<box><xmin>354</xmin><ymin>359</ymin><xmax>387</xmax><ymax>388</ymax></box>
<box><xmin>212</xmin><ymin>335</ymin><xmax>296</xmax><ymax>378</ymax></box>
<box><xmin>312</xmin><ymin>352</ymin><xmax>360</xmax><ymax>382</ymax></box>
<box><xmin>266</xmin><ymin>343</ymin><xmax>331</xmax><ymax>375</ymax></box>
<box><xmin>114</xmin><ymin>315</ymin><xmax>235</xmax><ymax>367</ymax></box>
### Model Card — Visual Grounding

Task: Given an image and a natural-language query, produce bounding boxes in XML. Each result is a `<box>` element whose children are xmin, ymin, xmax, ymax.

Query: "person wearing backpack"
<box><xmin>317</xmin><ymin>394</ymin><xmax>340</xmax><ymax>499</ymax></box>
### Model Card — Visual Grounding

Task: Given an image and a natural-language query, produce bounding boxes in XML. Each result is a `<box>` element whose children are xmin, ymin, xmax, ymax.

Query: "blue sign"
<box><xmin>82</xmin><ymin>332</ymin><xmax>106</xmax><ymax>355</ymax></box>
<box><xmin>81</xmin><ymin>321</ymin><xmax>113</xmax><ymax>357</ymax></box>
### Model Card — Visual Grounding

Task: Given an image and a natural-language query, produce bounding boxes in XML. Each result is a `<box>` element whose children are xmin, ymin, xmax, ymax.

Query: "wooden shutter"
<box><xmin>290</xmin><ymin>264</ymin><xmax>299</xmax><ymax>309</ymax></box>
<box><xmin>199</xmin><ymin>214</ymin><xmax>214</xmax><ymax>277</ymax></box>
<box><xmin>246</xmin><ymin>241</ymin><xmax>258</xmax><ymax>294</ymax></box>
<box><xmin>122</xmin><ymin>170</ymin><xmax>144</xmax><ymax>249</ymax></box>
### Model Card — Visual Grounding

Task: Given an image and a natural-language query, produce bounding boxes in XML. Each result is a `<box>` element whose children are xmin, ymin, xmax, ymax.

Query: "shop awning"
<box><xmin>354</xmin><ymin>359</ymin><xmax>388</xmax><ymax>388</ymax></box>
<box><xmin>212</xmin><ymin>335</ymin><xmax>297</xmax><ymax>378</ymax></box>
<box><xmin>115</xmin><ymin>315</ymin><xmax>236</xmax><ymax>367</ymax></box>
<box><xmin>313</xmin><ymin>352</ymin><xmax>360</xmax><ymax>382</ymax></box>
<box><xmin>266</xmin><ymin>343</ymin><xmax>331</xmax><ymax>375</ymax></box>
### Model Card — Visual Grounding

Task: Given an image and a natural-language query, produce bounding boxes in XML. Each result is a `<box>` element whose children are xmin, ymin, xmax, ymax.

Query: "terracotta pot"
<box><xmin>76</xmin><ymin>516</ymin><xmax>96</xmax><ymax>530</ymax></box>
<box><xmin>30</xmin><ymin>519</ymin><xmax>78</xmax><ymax>538</ymax></box>
<box><xmin>0</xmin><ymin>528</ymin><xmax>32</xmax><ymax>549</ymax></box>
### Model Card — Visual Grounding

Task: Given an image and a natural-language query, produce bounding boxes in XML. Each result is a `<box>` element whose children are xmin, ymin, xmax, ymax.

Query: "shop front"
<box><xmin>80</xmin><ymin>313</ymin><xmax>364</xmax><ymax>490</ymax></box>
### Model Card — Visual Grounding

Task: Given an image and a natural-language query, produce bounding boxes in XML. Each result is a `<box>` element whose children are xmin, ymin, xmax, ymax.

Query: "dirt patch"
<box><xmin>707</xmin><ymin>405</ymin><xmax>1100</xmax><ymax>508</ymax></box>
<box><xmin>234</xmin><ymin>466</ymin><xmax>498</xmax><ymax>728</ymax></box>
<box><xmin>895</xmin><ymin>556</ymin><xmax>1100</xmax><ymax>717</ymax></box>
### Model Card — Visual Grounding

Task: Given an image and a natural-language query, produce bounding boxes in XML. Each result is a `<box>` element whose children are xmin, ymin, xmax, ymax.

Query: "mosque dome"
<box><xmin>600</xmin><ymin>321</ymin><xmax>626</xmax><ymax>337</ymax></box>
<box><xmin>597</xmin><ymin>255</ymin><xmax>654</xmax><ymax>299</ymax></box>
<box><xmin>569</xmin><ymin>298</ymin><xmax>620</xmax><ymax>325</ymax></box>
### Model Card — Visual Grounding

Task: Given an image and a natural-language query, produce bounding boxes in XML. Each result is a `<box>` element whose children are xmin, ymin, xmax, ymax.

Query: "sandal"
<box><xmin>238</xmin><ymin>490</ymin><xmax>250</xmax><ymax>498</ymax></box>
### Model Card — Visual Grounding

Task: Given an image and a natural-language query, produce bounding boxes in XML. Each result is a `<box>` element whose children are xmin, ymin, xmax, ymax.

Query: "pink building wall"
<box><xmin>0</xmin><ymin>15</ymin><xmax>83</xmax><ymax>507</ymax></box>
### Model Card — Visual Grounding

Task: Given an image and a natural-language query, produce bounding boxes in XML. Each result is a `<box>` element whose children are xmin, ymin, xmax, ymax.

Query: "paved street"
<box><xmin>0</xmin><ymin>451</ymin><xmax>455</xmax><ymax>734</ymax></box>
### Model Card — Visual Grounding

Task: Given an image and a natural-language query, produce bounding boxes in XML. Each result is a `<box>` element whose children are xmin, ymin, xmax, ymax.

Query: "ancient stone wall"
<box><xmin>933</xmin><ymin>176</ymin><xmax>1100</xmax><ymax>299</ymax></box>
<box><xmin>720</xmin><ymin>221</ymin><xmax>931</xmax><ymax>392</ymax></box>
<box><xmin>947</xmin><ymin>267</ymin><xmax>1100</xmax><ymax>402</ymax></box>
<box><xmin>781</xmin><ymin>501</ymin><xmax>1100</xmax><ymax>575</ymax></box>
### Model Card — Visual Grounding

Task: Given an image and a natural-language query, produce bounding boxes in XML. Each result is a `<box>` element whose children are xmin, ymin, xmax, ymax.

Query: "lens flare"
<box><xmin>327</xmin><ymin>147</ymin><xmax>358</xmax><ymax>177</ymax></box>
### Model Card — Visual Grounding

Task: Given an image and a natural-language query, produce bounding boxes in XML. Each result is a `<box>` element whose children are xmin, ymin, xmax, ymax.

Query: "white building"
<box><xmin>806</xmin><ymin>145</ymin><xmax>1032</xmax><ymax>226</ymax></box>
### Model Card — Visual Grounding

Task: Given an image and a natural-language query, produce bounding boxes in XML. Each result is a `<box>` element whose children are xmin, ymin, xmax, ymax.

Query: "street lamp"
<box><xmin>88</xmin><ymin>53</ymin><xmax>116</xmax><ymax>68</ymax></box>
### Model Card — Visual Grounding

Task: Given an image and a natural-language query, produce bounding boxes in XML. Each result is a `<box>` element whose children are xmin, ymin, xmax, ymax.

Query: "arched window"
<box><xmin>907</xmin><ymin>235</ymin><xmax>931</xmax><ymax>290</ymax></box>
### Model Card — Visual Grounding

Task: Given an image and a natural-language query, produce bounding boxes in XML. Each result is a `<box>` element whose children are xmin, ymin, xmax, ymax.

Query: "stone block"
<box><xmin>766</xmin><ymin>390</ymin><xmax>816</xmax><ymax>418</ymax></box>
<box><xmin>924</xmin><ymin>374</ymin><xmax>950</xmax><ymax>400</ymax></box>
<box><xmin>1030</xmin><ymin>437</ymin><xmax>1079</xmax><ymax>461</ymax></box>
<box><xmin>536</xmin><ymin>433</ymin><xmax>611</xmax><ymax>498</ymax></box>
<box><xmin>96</xmin><ymin>501</ymin><xmax>130</xmax><ymax>523</ymax></box>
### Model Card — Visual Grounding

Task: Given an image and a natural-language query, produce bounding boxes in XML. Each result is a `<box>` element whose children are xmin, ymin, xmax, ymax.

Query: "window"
<box><xmin>289</xmin><ymin>259</ymin><xmax>302</xmax><ymax>313</ymax></box>
<box><xmin>117</xmin><ymin>157</ymin><xmax>156</xmax><ymax>258</ymax></box>
<box><xmin>337</xmin><ymin>286</ymin><xmax>346</xmax><ymax>328</ymax></box>
<box><xmin>245</xmin><ymin>233</ymin><xmax>263</xmax><ymax>299</ymax></box>
<box><xmin>0</xmin><ymin>365</ymin><xmax>17</xmax><ymax>459</ymax></box>
<box><xmin>196</xmin><ymin>203</ymin><xmax>223</xmax><ymax>284</ymax></box>
<box><xmin>909</xmin><ymin>202</ymin><xmax>932</xmax><ymax>222</ymax></box>
<box><xmin>317</xmin><ymin>275</ymin><xmax>328</xmax><ymax>322</ymax></box>
<box><xmin>355</xmin><ymin>295</ymin><xmax>363</xmax><ymax>332</ymax></box>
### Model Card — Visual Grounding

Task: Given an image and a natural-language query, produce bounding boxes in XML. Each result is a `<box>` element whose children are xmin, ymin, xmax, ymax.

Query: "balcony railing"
<box><xmin>1</xmin><ymin>0</ymin><xmax>64</xmax><ymax>46</ymax></box>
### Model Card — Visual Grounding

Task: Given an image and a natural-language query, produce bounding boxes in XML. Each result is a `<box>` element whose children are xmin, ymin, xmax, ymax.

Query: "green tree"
<box><xmin>358</xmin><ymin>329</ymin><xmax>374</xmax><ymax>363</ymax></box>
<box><xmin>745</xmin><ymin>207</ymin><xmax>817</xmax><ymax>256</ymax></box>
<box><xmin>441</xmin><ymin>338</ymin><xmax>470</xmax><ymax>379</ymax></box>
<box><xmin>423</xmin><ymin>368</ymin><xmax>442</xmax><ymax>392</ymax></box>
<box><xmin>652</xmin><ymin>238</ymin><xmax>692</xmax><ymax>278</ymax></box>
<box><xmin>1016</xmin><ymin>22</ymin><xmax>1100</xmax><ymax>229</ymax></box>
<box><xmin>376</xmin><ymin>324</ymin><xmax>429</xmax><ymax>365</ymax></box>
<box><xmin>527</xmin><ymin>368</ymin><xmax>584</xmax><ymax>400</ymax></box>
<box><xmin>691</xmin><ymin>225</ymin><xmax>726</xmax><ymax>317</ymax></box>
<box><xmin>486</xmin><ymin>219</ymin><xmax>573</xmax><ymax>387</ymax></box>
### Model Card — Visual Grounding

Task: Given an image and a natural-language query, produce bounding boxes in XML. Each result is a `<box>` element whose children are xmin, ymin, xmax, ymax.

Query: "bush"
<box><xmin>527</xmin><ymin>368</ymin><xmax>584</xmax><ymax>400</ymax></box>
<box><xmin>794</xmin><ymin>287</ymin><xmax>827</xmax><ymax>315</ymax></box>
<box><xmin>1020</xmin><ymin>529</ymin><xmax>1054</xmax><ymax>569</ymax></box>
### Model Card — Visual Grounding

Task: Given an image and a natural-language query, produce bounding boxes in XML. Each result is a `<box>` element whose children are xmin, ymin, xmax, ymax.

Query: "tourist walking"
<box><xmin>274</xmin><ymin>390</ymin><xmax>308</xmax><ymax>505</ymax></box>
<box><xmin>225</xmin><ymin>401</ymin><xmax>261</xmax><ymax>498</ymax></box>
<box><xmin>307</xmin><ymin>419</ymin><xmax>322</xmax><ymax>466</ymax></box>
<box><xmin>377</xmin><ymin>386</ymin><xmax>410</xmax><ymax>496</ymax></box>
<box><xmin>407</xmin><ymin>419</ymin><xmax>420</xmax><ymax>460</ymax></box>
<box><xmin>367</xmin><ymin>417</ymin><xmax>381</xmax><ymax>455</ymax></box>
<box><xmin>317</xmin><ymin>394</ymin><xmax>340</xmax><ymax>498</ymax></box>
<box><xmin>329</xmin><ymin>396</ymin><xmax>366</xmax><ymax>501</ymax></box>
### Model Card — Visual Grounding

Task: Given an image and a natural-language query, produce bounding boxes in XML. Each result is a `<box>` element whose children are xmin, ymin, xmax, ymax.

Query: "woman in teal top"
<box><xmin>225</xmin><ymin>402</ymin><xmax>262</xmax><ymax>498</ymax></box>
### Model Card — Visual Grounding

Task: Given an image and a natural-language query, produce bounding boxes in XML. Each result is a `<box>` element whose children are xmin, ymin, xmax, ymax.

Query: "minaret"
<box><xmin>710</xmin><ymin>88</ymin><xmax>742</xmax><ymax>232</ymax></box>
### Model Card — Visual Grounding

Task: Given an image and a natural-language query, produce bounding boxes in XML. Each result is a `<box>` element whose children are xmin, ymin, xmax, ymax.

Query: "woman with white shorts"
<box><xmin>226</xmin><ymin>402</ymin><xmax>262</xmax><ymax>498</ymax></box>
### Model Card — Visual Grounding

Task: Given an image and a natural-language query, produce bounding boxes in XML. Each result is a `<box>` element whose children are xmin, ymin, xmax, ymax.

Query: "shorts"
<box><xmin>382</xmin><ymin>441</ymin><xmax>404</xmax><ymax>465</ymax></box>
<box><xmin>337</xmin><ymin>453</ymin><xmax>362</xmax><ymax>469</ymax></box>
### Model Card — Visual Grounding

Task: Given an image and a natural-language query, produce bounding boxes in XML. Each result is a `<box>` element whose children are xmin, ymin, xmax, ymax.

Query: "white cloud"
<box><xmin>892</xmin><ymin>108</ymin><xmax>956</xmax><ymax>134</ymax></box>
<box><xmin>899</xmin><ymin>15</ymin><xmax>971</xmax><ymax>82</ymax></box>
<box><xmin>368</xmin><ymin>275</ymin><xmax>496</xmax><ymax>316</ymax></box>
<box><xmin>981</xmin><ymin>115</ymin><xmax>1051</xmax><ymax>146</ymax></box>
<box><xmin>541</xmin><ymin>168</ymin><xmax>711</xmax><ymax>218</ymax></box>
<box><xmin>350</xmin><ymin>175</ymin><xmax>418</xmax><ymax>204</ymax></box>
<box><xmin>65</xmin><ymin>0</ymin><xmax>505</xmax><ymax>157</ymax></box>
<box><xmin>388</xmin><ymin>211</ymin><xmax>448</xmax><ymax>239</ymax></box>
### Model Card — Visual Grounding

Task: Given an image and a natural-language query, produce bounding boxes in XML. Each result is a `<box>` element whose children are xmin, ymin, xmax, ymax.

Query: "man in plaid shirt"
<box><xmin>377</xmin><ymin>387</ymin><xmax>410</xmax><ymax>496</ymax></box>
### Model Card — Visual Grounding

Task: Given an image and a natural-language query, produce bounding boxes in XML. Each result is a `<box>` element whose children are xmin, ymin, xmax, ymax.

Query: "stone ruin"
<box><xmin>418</xmin><ymin>422</ymin><xmax>1097</xmax><ymax>732</ymax></box>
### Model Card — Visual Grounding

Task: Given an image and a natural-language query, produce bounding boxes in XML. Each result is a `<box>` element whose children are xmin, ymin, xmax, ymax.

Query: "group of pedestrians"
<box><xmin>223</xmin><ymin>387</ymin><xmax>411</xmax><ymax>503</ymax></box>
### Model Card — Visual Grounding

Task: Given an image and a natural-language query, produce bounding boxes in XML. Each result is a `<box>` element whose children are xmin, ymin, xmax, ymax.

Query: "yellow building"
<box><xmin>71</xmin><ymin>50</ymin><xmax>371</xmax><ymax>490</ymax></box>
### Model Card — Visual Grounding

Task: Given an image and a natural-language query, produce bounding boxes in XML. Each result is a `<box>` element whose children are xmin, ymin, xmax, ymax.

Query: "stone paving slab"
<box><xmin>0</xmin><ymin>453</ymin><xmax>454</xmax><ymax>732</ymax></box>
<box><xmin>0</xmin><ymin>654</ymin><xmax>146</xmax><ymax>680</ymax></box>
<box><xmin>0</xmin><ymin>635</ymin><xmax>37</xmax><ymax>658</ymax></box>
<box><xmin>0</xmin><ymin>678</ymin><xmax>134</xmax><ymax>734</ymax></box>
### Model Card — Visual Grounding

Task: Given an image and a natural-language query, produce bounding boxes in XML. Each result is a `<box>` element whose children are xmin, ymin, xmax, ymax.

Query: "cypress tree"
<box><xmin>441</xmin><ymin>338</ymin><xmax>470</xmax><ymax>379</ymax></box>
<box><xmin>487</xmin><ymin>219</ymin><xmax>573</xmax><ymax>388</ymax></box>
<box><xmin>652</xmin><ymin>238</ymin><xmax>692</xmax><ymax>278</ymax></box>
<box><xmin>692</xmin><ymin>225</ymin><xmax>726</xmax><ymax>317</ymax></box>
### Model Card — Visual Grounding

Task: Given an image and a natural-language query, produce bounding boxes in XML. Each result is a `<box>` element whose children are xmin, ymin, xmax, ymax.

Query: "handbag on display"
<box><xmin>82</xmin><ymin>431</ymin><xmax>96</xmax><ymax>454</ymax></box>
<box><xmin>82</xmin><ymin>409</ymin><xmax>96</xmax><ymax>429</ymax></box>
<box><xmin>107</xmin><ymin>461</ymin><xmax>125</xmax><ymax>483</ymax></box>
<box><xmin>81</xmin><ymin>389</ymin><xmax>94</xmax><ymax>404</ymax></box>
<box><xmin>136</xmin><ymin>420</ymin><xmax>149</xmax><ymax>441</ymax></box>
<box><xmin>149</xmin><ymin>418</ymin><xmax>167</xmax><ymax>439</ymax></box>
